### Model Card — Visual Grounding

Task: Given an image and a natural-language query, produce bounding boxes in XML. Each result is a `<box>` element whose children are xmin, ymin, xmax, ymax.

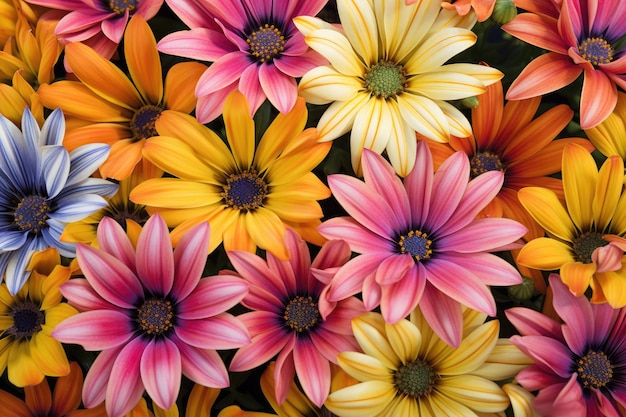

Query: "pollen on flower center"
<box><xmin>578</xmin><ymin>37</ymin><xmax>614</xmax><ymax>66</ymax></box>
<box><xmin>247</xmin><ymin>24</ymin><xmax>286</xmax><ymax>63</ymax></box>
<box><xmin>108</xmin><ymin>0</ymin><xmax>137</xmax><ymax>14</ymax></box>
<box><xmin>14</xmin><ymin>195</ymin><xmax>50</xmax><ymax>234</ymax></box>
<box><xmin>130</xmin><ymin>105</ymin><xmax>162</xmax><ymax>141</ymax></box>
<box><xmin>398</xmin><ymin>230</ymin><xmax>432</xmax><ymax>261</ymax></box>
<box><xmin>576</xmin><ymin>350</ymin><xmax>613</xmax><ymax>389</ymax></box>
<box><xmin>470</xmin><ymin>151</ymin><xmax>504</xmax><ymax>178</ymax></box>
<box><xmin>283</xmin><ymin>295</ymin><xmax>320</xmax><ymax>333</ymax></box>
<box><xmin>7</xmin><ymin>300</ymin><xmax>44</xmax><ymax>339</ymax></box>
<box><xmin>364</xmin><ymin>60</ymin><xmax>407</xmax><ymax>100</ymax></box>
<box><xmin>137</xmin><ymin>298</ymin><xmax>174</xmax><ymax>335</ymax></box>
<box><xmin>394</xmin><ymin>358</ymin><xmax>440</xmax><ymax>398</ymax></box>
<box><xmin>221</xmin><ymin>170</ymin><xmax>268</xmax><ymax>211</ymax></box>
<box><xmin>572</xmin><ymin>231</ymin><xmax>609</xmax><ymax>264</ymax></box>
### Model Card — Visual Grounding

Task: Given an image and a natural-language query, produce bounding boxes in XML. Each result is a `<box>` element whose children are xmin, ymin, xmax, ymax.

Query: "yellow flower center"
<box><xmin>8</xmin><ymin>300</ymin><xmax>44</xmax><ymax>339</ymax></box>
<box><xmin>394</xmin><ymin>358</ymin><xmax>440</xmax><ymax>398</ymax></box>
<box><xmin>221</xmin><ymin>170</ymin><xmax>268</xmax><ymax>211</ymax></box>
<box><xmin>364</xmin><ymin>60</ymin><xmax>407</xmax><ymax>100</ymax></box>
<box><xmin>470</xmin><ymin>151</ymin><xmax>504</xmax><ymax>179</ymax></box>
<box><xmin>14</xmin><ymin>195</ymin><xmax>50</xmax><ymax>234</ymax></box>
<box><xmin>578</xmin><ymin>37</ymin><xmax>614</xmax><ymax>66</ymax></box>
<box><xmin>283</xmin><ymin>295</ymin><xmax>320</xmax><ymax>333</ymax></box>
<box><xmin>130</xmin><ymin>105</ymin><xmax>163</xmax><ymax>142</ymax></box>
<box><xmin>576</xmin><ymin>350</ymin><xmax>613</xmax><ymax>389</ymax></box>
<box><xmin>137</xmin><ymin>298</ymin><xmax>174</xmax><ymax>336</ymax></box>
<box><xmin>572</xmin><ymin>231</ymin><xmax>609</xmax><ymax>264</ymax></box>
<box><xmin>247</xmin><ymin>24</ymin><xmax>286</xmax><ymax>63</ymax></box>
<box><xmin>398</xmin><ymin>230</ymin><xmax>432</xmax><ymax>261</ymax></box>
<box><xmin>108</xmin><ymin>0</ymin><xmax>137</xmax><ymax>14</ymax></box>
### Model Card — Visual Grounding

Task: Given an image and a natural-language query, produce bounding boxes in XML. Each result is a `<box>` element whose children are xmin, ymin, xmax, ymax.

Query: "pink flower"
<box><xmin>51</xmin><ymin>214</ymin><xmax>250</xmax><ymax>417</ymax></box>
<box><xmin>226</xmin><ymin>228</ymin><xmax>366</xmax><ymax>407</ymax></box>
<box><xmin>157</xmin><ymin>0</ymin><xmax>328</xmax><ymax>123</ymax></box>
<box><xmin>506</xmin><ymin>274</ymin><xmax>626</xmax><ymax>417</ymax></box>
<box><xmin>319</xmin><ymin>142</ymin><xmax>527</xmax><ymax>347</ymax></box>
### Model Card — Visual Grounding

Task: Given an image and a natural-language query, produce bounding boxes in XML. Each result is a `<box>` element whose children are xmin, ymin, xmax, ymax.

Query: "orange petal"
<box><xmin>98</xmin><ymin>139</ymin><xmax>144</xmax><ymax>180</ymax></box>
<box><xmin>506</xmin><ymin>53</ymin><xmax>582</xmax><ymax>100</ymax></box>
<box><xmin>163</xmin><ymin>62</ymin><xmax>207</xmax><ymax>113</ymax></box>
<box><xmin>560</xmin><ymin>261</ymin><xmax>596</xmax><ymax>297</ymax></box>
<box><xmin>125</xmin><ymin>15</ymin><xmax>162</xmax><ymax>105</ymax></box>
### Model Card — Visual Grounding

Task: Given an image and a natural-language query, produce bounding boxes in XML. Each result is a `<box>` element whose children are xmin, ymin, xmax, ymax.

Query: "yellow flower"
<box><xmin>585</xmin><ymin>91</ymin><xmax>626</xmax><ymax>160</ymax></box>
<box><xmin>0</xmin><ymin>69</ymin><xmax>44</xmax><ymax>126</ymax></box>
<box><xmin>294</xmin><ymin>0</ymin><xmax>502</xmax><ymax>176</ymax></box>
<box><xmin>130</xmin><ymin>91</ymin><xmax>331</xmax><ymax>259</ymax></box>
<box><xmin>152</xmin><ymin>384</ymin><xmax>220</xmax><ymax>417</ymax></box>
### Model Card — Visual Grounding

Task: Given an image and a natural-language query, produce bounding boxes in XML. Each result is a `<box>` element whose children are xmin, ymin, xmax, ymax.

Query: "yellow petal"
<box><xmin>594</xmin><ymin>269</ymin><xmax>626</xmax><ymax>308</ymax></box>
<box><xmin>325</xmin><ymin>381</ymin><xmax>396</xmax><ymax>417</ymax></box>
<box><xmin>437</xmin><ymin>375</ymin><xmax>509</xmax><ymax>412</ymax></box>
<box><xmin>336</xmin><ymin>0</ymin><xmax>378</xmax><ymax>63</ymax></box>
<box><xmin>560</xmin><ymin>261</ymin><xmax>596</xmax><ymax>297</ymax></box>
<box><xmin>30</xmin><ymin>332</ymin><xmax>70</xmax><ymax>377</ymax></box>
<box><xmin>516</xmin><ymin>237</ymin><xmax>575</xmax><ymax>270</ymax></box>
<box><xmin>593</xmin><ymin>155</ymin><xmax>624</xmax><ymax>231</ymax></box>
<box><xmin>125</xmin><ymin>15</ymin><xmax>162</xmax><ymax>105</ymax></box>
<box><xmin>244</xmin><ymin>208</ymin><xmax>287</xmax><ymax>259</ymax></box>
<box><xmin>224</xmin><ymin>91</ymin><xmax>255</xmax><ymax>171</ymax></box>
<box><xmin>304</xmin><ymin>29</ymin><xmax>363</xmax><ymax>77</ymax></box>
<box><xmin>130</xmin><ymin>178</ymin><xmax>221</xmax><ymax>208</ymax></box>
<box><xmin>385</xmin><ymin>319</ymin><xmax>421</xmax><ymax>364</ymax></box>
<box><xmin>8</xmin><ymin>341</ymin><xmax>45</xmax><ymax>387</ymax></box>
<box><xmin>562</xmin><ymin>143</ymin><xmax>598</xmax><ymax>231</ymax></box>
<box><xmin>502</xmin><ymin>383</ymin><xmax>539</xmax><ymax>417</ymax></box>
<box><xmin>351</xmin><ymin>312</ymin><xmax>400</xmax><ymax>370</ymax></box>
<box><xmin>472</xmin><ymin>339</ymin><xmax>533</xmax><ymax>381</ymax></box>
<box><xmin>436</xmin><ymin>320</ymin><xmax>499</xmax><ymax>375</ymax></box>
<box><xmin>297</xmin><ymin>66</ymin><xmax>360</xmax><ymax>105</ymax></box>
<box><xmin>185</xmin><ymin>384</ymin><xmax>219</xmax><ymax>417</ymax></box>
<box><xmin>260</xmin><ymin>361</ymin><xmax>317</xmax><ymax>417</ymax></box>
<box><xmin>517</xmin><ymin>187</ymin><xmax>575</xmax><ymax>241</ymax></box>
<box><xmin>337</xmin><ymin>351</ymin><xmax>394</xmax><ymax>382</ymax></box>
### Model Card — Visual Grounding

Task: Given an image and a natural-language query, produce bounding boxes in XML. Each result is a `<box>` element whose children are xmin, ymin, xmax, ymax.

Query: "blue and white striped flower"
<box><xmin>0</xmin><ymin>108</ymin><xmax>118</xmax><ymax>294</ymax></box>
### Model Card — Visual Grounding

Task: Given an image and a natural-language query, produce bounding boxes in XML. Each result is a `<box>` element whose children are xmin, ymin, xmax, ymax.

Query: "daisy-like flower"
<box><xmin>130</xmin><ymin>91</ymin><xmax>331</xmax><ymax>260</ymax></box>
<box><xmin>295</xmin><ymin>0</ymin><xmax>503</xmax><ymax>176</ymax></box>
<box><xmin>434</xmin><ymin>0</ymin><xmax>496</xmax><ymax>22</ymax></box>
<box><xmin>37</xmin><ymin>14</ymin><xmax>207</xmax><ymax>180</ymax></box>
<box><xmin>506</xmin><ymin>274</ymin><xmax>626</xmax><ymax>417</ymax></box>
<box><xmin>502</xmin><ymin>0</ymin><xmax>626</xmax><ymax>129</ymax></box>
<box><xmin>0</xmin><ymin>107</ymin><xmax>116</xmax><ymax>295</ymax></box>
<box><xmin>226</xmin><ymin>228</ymin><xmax>366</xmax><ymax>407</ymax></box>
<box><xmin>23</xmin><ymin>0</ymin><xmax>163</xmax><ymax>61</ymax></box>
<box><xmin>324</xmin><ymin>309</ymin><xmax>525</xmax><ymax>416</ymax></box>
<box><xmin>0</xmin><ymin>248</ymin><xmax>77</xmax><ymax>387</ymax></box>
<box><xmin>52</xmin><ymin>214</ymin><xmax>250</xmax><ymax>417</ymax></box>
<box><xmin>0</xmin><ymin>70</ymin><xmax>45</xmax><ymax>127</ymax></box>
<box><xmin>157</xmin><ymin>0</ymin><xmax>327</xmax><ymax>123</ymax></box>
<box><xmin>423</xmin><ymin>78</ymin><xmax>594</xmax><ymax>241</ymax></box>
<box><xmin>517</xmin><ymin>142</ymin><xmax>626</xmax><ymax>307</ymax></box>
<box><xmin>585</xmin><ymin>91</ymin><xmax>626</xmax><ymax>160</ymax></box>
<box><xmin>319</xmin><ymin>141</ymin><xmax>526</xmax><ymax>347</ymax></box>
<box><xmin>152</xmin><ymin>383</ymin><xmax>220</xmax><ymax>417</ymax></box>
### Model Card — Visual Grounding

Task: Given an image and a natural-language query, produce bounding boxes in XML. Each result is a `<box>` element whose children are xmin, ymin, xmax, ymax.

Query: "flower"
<box><xmin>319</xmin><ymin>141</ymin><xmax>526</xmax><ymax>347</ymax></box>
<box><xmin>157</xmin><ymin>0</ymin><xmax>327</xmax><ymax>123</ymax></box>
<box><xmin>517</xmin><ymin>142</ymin><xmax>626</xmax><ymax>307</ymax></box>
<box><xmin>324</xmin><ymin>309</ymin><xmax>521</xmax><ymax>416</ymax></box>
<box><xmin>294</xmin><ymin>0</ymin><xmax>502</xmax><ymax>176</ymax></box>
<box><xmin>0</xmin><ymin>107</ymin><xmax>116</xmax><ymax>295</ymax></box>
<box><xmin>152</xmin><ymin>383</ymin><xmax>220</xmax><ymax>417</ymax></box>
<box><xmin>585</xmin><ymin>91</ymin><xmax>626</xmax><ymax>160</ymax></box>
<box><xmin>226</xmin><ymin>228</ymin><xmax>366</xmax><ymax>407</ymax></box>
<box><xmin>51</xmin><ymin>214</ymin><xmax>250</xmax><ymax>417</ymax></box>
<box><xmin>130</xmin><ymin>90</ymin><xmax>331</xmax><ymax>260</ymax></box>
<box><xmin>0</xmin><ymin>248</ymin><xmax>77</xmax><ymax>386</ymax></box>
<box><xmin>423</xmin><ymin>78</ymin><xmax>594</xmax><ymax>241</ymax></box>
<box><xmin>37</xmin><ymin>14</ymin><xmax>207</xmax><ymax>180</ymax></box>
<box><xmin>502</xmin><ymin>0</ymin><xmax>626</xmax><ymax>129</ymax></box>
<box><xmin>0</xmin><ymin>70</ymin><xmax>45</xmax><ymax>127</ymax></box>
<box><xmin>436</xmin><ymin>0</ymin><xmax>496</xmax><ymax>22</ymax></box>
<box><xmin>506</xmin><ymin>274</ymin><xmax>626</xmax><ymax>417</ymax></box>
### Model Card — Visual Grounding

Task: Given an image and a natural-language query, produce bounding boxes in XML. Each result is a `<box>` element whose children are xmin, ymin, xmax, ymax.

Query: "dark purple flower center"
<box><xmin>14</xmin><ymin>195</ymin><xmax>50</xmax><ymax>234</ymax></box>
<box><xmin>578</xmin><ymin>37</ymin><xmax>614</xmax><ymax>66</ymax></box>
<box><xmin>398</xmin><ymin>230</ymin><xmax>432</xmax><ymax>261</ymax></box>
<box><xmin>247</xmin><ymin>24</ymin><xmax>285</xmax><ymax>63</ymax></box>
<box><xmin>104</xmin><ymin>201</ymin><xmax>149</xmax><ymax>230</ymax></box>
<box><xmin>130</xmin><ymin>105</ymin><xmax>162</xmax><ymax>141</ymax></box>
<box><xmin>7</xmin><ymin>300</ymin><xmax>44</xmax><ymax>339</ymax></box>
<box><xmin>470</xmin><ymin>151</ymin><xmax>504</xmax><ymax>179</ymax></box>
<box><xmin>394</xmin><ymin>358</ymin><xmax>439</xmax><ymax>398</ymax></box>
<box><xmin>364</xmin><ymin>60</ymin><xmax>407</xmax><ymax>100</ymax></box>
<box><xmin>108</xmin><ymin>0</ymin><xmax>137</xmax><ymax>14</ymax></box>
<box><xmin>222</xmin><ymin>170</ymin><xmax>268</xmax><ymax>211</ymax></box>
<box><xmin>576</xmin><ymin>350</ymin><xmax>613</xmax><ymax>389</ymax></box>
<box><xmin>137</xmin><ymin>298</ymin><xmax>174</xmax><ymax>335</ymax></box>
<box><xmin>283</xmin><ymin>295</ymin><xmax>320</xmax><ymax>333</ymax></box>
<box><xmin>572</xmin><ymin>231</ymin><xmax>609</xmax><ymax>264</ymax></box>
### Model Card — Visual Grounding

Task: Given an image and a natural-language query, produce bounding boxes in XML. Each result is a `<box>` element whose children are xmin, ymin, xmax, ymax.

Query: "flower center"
<box><xmin>470</xmin><ymin>151</ymin><xmax>504</xmax><ymax>179</ymax></box>
<box><xmin>7</xmin><ymin>300</ymin><xmax>44</xmax><ymax>339</ymax></box>
<box><xmin>104</xmin><ymin>202</ymin><xmax>149</xmax><ymax>230</ymax></box>
<box><xmin>221</xmin><ymin>170</ymin><xmax>268</xmax><ymax>211</ymax></box>
<box><xmin>137</xmin><ymin>298</ymin><xmax>174</xmax><ymax>336</ymax></box>
<box><xmin>108</xmin><ymin>0</ymin><xmax>137</xmax><ymax>14</ymax></box>
<box><xmin>364</xmin><ymin>60</ymin><xmax>407</xmax><ymax>100</ymax></box>
<box><xmin>283</xmin><ymin>295</ymin><xmax>320</xmax><ymax>333</ymax></box>
<box><xmin>572</xmin><ymin>231</ymin><xmax>609</xmax><ymax>264</ymax></box>
<box><xmin>14</xmin><ymin>195</ymin><xmax>50</xmax><ymax>234</ymax></box>
<box><xmin>247</xmin><ymin>24</ymin><xmax>285</xmax><ymax>63</ymax></box>
<box><xmin>578</xmin><ymin>37</ymin><xmax>614</xmax><ymax>66</ymax></box>
<box><xmin>394</xmin><ymin>358</ymin><xmax>440</xmax><ymax>398</ymax></box>
<box><xmin>130</xmin><ymin>105</ymin><xmax>162</xmax><ymax>141</ymax></box>
<box><xmin>576</xmin><ymin>350</ymin><xmax>613</xmax><ymax>390</ymax></box>
<box><xmin>398</xmin><ymin>230</ymin><xmax>432</xmax><ymax>261</ymax></box>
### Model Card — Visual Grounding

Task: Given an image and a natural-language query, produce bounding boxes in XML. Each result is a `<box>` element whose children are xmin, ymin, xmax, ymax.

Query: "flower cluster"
<box><xmin>0</xmin><ymin>0</ymin><xmax>626</xmax><ymax>416</ymax></box>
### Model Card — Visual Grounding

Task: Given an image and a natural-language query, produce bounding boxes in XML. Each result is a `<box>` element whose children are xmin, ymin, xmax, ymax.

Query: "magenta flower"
<box><xmin>226</xmin><ymin>228</ymin><xmax>366</xmax><ymax>407</ymax></box>
<box><xmin>319</xmin><ymin>142</ymin><xmax>527</xmax><ymax>347</ymax></box>
<box><xmin>506</xmin><ymin>274</ymin><xmax>626</xmax><ymax>417</ymax></box>
<box><xmin>51</xmin><ymin>214</ymin><xmax>250</xmax><ymax>417</ymax></box>
<box><xmin>157</xmin><ymin>0</ymin><xmax>328</xmax><ymax>123</ymax></box>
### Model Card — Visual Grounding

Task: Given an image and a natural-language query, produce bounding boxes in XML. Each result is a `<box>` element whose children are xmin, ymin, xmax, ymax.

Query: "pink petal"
<box><xmin>506</xmin><ymin>53</ymin><xmax>582</xmax><ymax>100</ymax></box>
<box><xmin>195</xmin><ymin>52</ymin><xmax>250</xmax><ymax>96</ymax></box>
<box><xmin>259</xmin><ymin>63</ymin><xmax>298</xmax><ymax>114</ymax></box>
<box><xmin>436</xmin><ymin>218</ymin><xmax>527</xmax><ymax>252</ymax></box>
<box><xmin>55</xmin><ymin>9</ymin><xmax>109</xmax><ymax>37</ymax></box>
<box><xmin>176</xmin><ymin>276</ymin><xmax>249</xmax><ymax>319</ymax></box>
<box><xmin>171</xmin><ymin>221</ymin><xmax>211</xmax><ymax>301</ymax></box>
<box><xmin>362</xmin><ymin>269</ymin><xmax>382</xmax><ymax>311</ymax></box>
<box><xmin>229</xmin><ymin>328</ymin><xmax>290</xmax><ymax>372</ymax></box>
<box><xmin>238</xmin><ymin>63</ymin><xmax>266</xmax><ymax>117</ymax></box>
<box><xmin>321</xmin><ymin>297</ymin><xmax>366</xmax><ymax>336</ymax></box>
<box><xmin>237</xmin><ymin>310</ymin><xmax>281</xmax><ymax>335</ymax></box>
<box><xmin>157</xmin><ymin>29</ymin><xmax>235</xmax><ymax>61</ymax></box>
<box><xmin>404</xmin><ymin>140</ymin><xmax>433</xmax><ymax>227</ymax></box>
<box><xmin>83</xmin><ymin>345</ymin><xmax>123</xmax><ymax>407</ymax></box>
<box><xmin>593</xmin><ymin>242</ymin><xmax>624</xmax><ymax>273</ymax></box>
<box><xmin>293</xmin><ymin>340</ymin><xmax>331</xmax><ymax>407</ymax></box>
<box><xmin>502</xmin><ymin>13</ymin><xmax>568</xmax><ymax>53</ymax></box>
<box><xmin>535</xmin><ymin>374</ymin><xmax>586</xmax><ymax>417</ymax></box>
<box><xmin>426</xmin><ymin>152</ymin><xmax>469</xmax><ymax>232</ymax></box>
<box><xmin>505</xmin><ymin>307</ymin><xmax>563</xmax><ymax>340</ymax></box>
<box><xmin>439</xmin><ymin>252</ymin><xmax>522</xmax><ymax>286</ymax></box>
<box><xmin>516</xmin><ymin>365</ymin><xmax>565</xmax><ymax>391</ymax></box>
<box><xmin>136</xmin><ymin>214</ymin><xmax>175</xmax><ymax>296</ymax></box>
<box><xmin>163</xmin><ymin>0</ymin><xmax>216</xmax><ymax>29</ymax></box>
<box><xmin>274</xmin><ymin>337</ymin><xmax>296</xmax><ymax>405</ymax></box>
<box><xmin>317</xmin><ymin>217</ymin><xmax>395</xmax><ymax>254</ymax></box>
<box><xmin>374</xmin><ymin>254</ymin><xmax>415</xmax><ymax>286</ymax></box>
<box><xmin>380</xmin><ymin>263</ymin><xmax>425</xmax><ymax>323</ymax></box>
<box><xmin>579</xmin><ymin>69</ymin><xmax>618</xmax><ymax>129</ymax></box>
<box><xmin>326</xmin><ymin>253</ymin><xmax>390</xmax><ymax>302</ymax></box>
<box><xmin>311</xmin><ymin>238</ymin><xmax>351</xmax><ymax>271</ymax></box>
<box><xmin>171</xmin><ymin>333</ymin><xmax>229</xmax><ymax>388</ymax></box>
<box><xmin>101</xmin><ymin>13</ymin><xmax>127</xmax><ymax>43</ymax></box>
<box><xmin>266</xmin><ymin>228</ymin><xmax>307</xmax><ymax>297</ymax></box>
<box><xmin>106</xmin><ymin>338</ymin><xmax>148</xmax><ymax>417</ymax></box>
<box><xmin>310</xmin><ymin>328</ymin><xmax>359</xmax><ymax>363</ymax></box>
<box><xmin>97</xmin><ymin>217</ymin><xmax>136</xmax><ymax>273</ymax></box>
<box><xmin>60</xmin><ymin>279</ymin><xmax>118</xmax><ymax>311</ymax></box>
<box><xmin>135</xmin><ymin>0</ymin><xmax>164</xmax><ymax>20</ymax></box>
<box><xmin>195</xmin><ymin>85</ymin><xmax>237</xmax><ymax>123</ymax></box>
<box><xmin>140</xmin><ymin>338</ymin><xmax>182</xmax><ymax>410</ymax></box>
<box><xmin>228</xmin><ymin>250</ymin><xmax>287</xmax><ymax>299</ymax></box>
<box><xmin>274</xmin><ymin>49</ymin><xmax>327</xmax><ymax>77</ymax></box>
<box><xmin>509</xmin><ymin>335</ymin><xmax>573</xmax><ymax>378</ymax></box>
<box><xmin>52</xmin><ymin>310</ymin><xmax>133</xmax><ymax>351</ymax></box>
<box><xmin>420</xmin><ymin>282</ymin><xmax>463</xmax><ymax>347</ymax></box>
<box><xmin>175</xmin><ymin>313</ymin><xmax>250</xmax><ymax>350</ymax></box>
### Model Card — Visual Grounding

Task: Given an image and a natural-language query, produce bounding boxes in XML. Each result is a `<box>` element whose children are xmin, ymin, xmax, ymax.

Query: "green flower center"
<box><xmin>572</xmin><ymin>231</ymin><xmax>609</xmax><ymax>264</ymax></box>
<box><xmin>576</xmin><ymin>350</ymin><xmax>613</xmax><ymax>389</ymax></box>
<box><xmin>130</xmin><ymin>105</ymin><xmax>163</xmax><ymax>141</ymax></box>
<box><xmin>283</xmin><ymin>295</ymin><xmax>320</xmax><ymax>333</ymax></box>
<box><xmin>137</xmin><ymin>298</ymin><xmax>174</xmax><ymax>336</ymax></box>
<box><xmin>364</xmin><ymin>60</ymin><xmax>407</xmax><ymax>100</ymax></box>
<box><xmin>470</xmin><ymin>151</ymin><xmax>504</xmax><ymax>179</ymax></box>
<box><xmin>108</xmin><ymin>0</ymin><xmax>137</xmax><ymax>14</ymax></box>
<box><xmin>398</xmin><ymin>230</ymin><xmax>432</xmax><ymax>261</ymax></box>
<box><xmin>247</xmin><ymin>24</ymin><xmax>286</xmax><ymax>63</ymax></box>
<box><xmin>8</xmin><ymin>300</ymin><xmax>44</xmax><ymax>339</ymax></box>
<box><xmin>394</xmin><ymin>358</ymin><xmax>440</xmax><ymax>398</ymax></box>
<box><xmin>222</xmin><ymin>170</ymin><xmax>268</xmax><ymax>211</ymax></box>
<box><xmin>14</xmin><ymin>195</ymin><xmax>50</xmax><ymax>234</ymax></box>
<box><xmin>578</xmin><ymin>37</ymin><xmax>614</xmax><ymax>66</ymax></box>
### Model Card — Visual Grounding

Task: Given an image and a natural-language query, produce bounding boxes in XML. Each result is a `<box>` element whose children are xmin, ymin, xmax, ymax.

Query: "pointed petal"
<box><xmin>136</xmin><ymin>214</ymin><xmax>174</xmax><ymax>296</ymax></box>
<box><xmin>140</xmin><ymin>338</ymin><xmax>181</xmax><ymax>410</ymax></box>
<box><xmin>51</xmin><ymin>310</ymin><xmax>134</xmax><ymax>351</ymax></box>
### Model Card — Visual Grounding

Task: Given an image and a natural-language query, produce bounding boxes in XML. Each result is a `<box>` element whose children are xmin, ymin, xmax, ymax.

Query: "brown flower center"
<box><xmin>572</xmin><ymin>231</ymin><xmax>609</xmax><ymax>264</ymax></box>
<box><xmin>283</xmin><ymin>295</ymin><xmax>320</xmax><ymax>333</ymax></box>
<box><xmin>130</xmin><ymin>105</ymin><xmax>163</xmax><ymax>141</ymax></box>
<box><xmin>576</xmin><ymin>350</ymin><xmax>613</xmax><ymax>389</ymax></box>
<box><xmin>470</xmin><ymin>151</ymin><xmax>504</xmax><ymax>179</ymax></box>
<box><xmin>394</xmin><ymin>358</ymin><xmax>440</xmax><ymax>398</ymax></box>
<box><xmin>137</xmin><ymin>298</ymin><xmax>174</xmax><ymax>335</ymax></box>
<box><xmin>7</xmin><ymin>300</ymin><xmax>44</xmax><ymax>339</ymax></box>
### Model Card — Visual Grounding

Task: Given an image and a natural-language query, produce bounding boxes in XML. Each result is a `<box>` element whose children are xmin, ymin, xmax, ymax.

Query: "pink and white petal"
<box><xmin>136</xmin><ymin>214</ymin><xmax>175</xmax><ymax>296</ymax></box>
<box><xmin>310</xmin><ymin>328</ymin><xmax>360</xmax><ymax>362</ymax></box>
<box><xmin>534</xmin><ymin>374</ymin><xmax>586</xmax><ymax>417</ymax></box>
<box><xmin>274</xmin><ymin>49</ymin><xmax>327</xmax><ymax>77</ymax></box>
<box><xmin>237</xmin><ymin>311</ymin><xmax>281</xmax><ymax>336</ymax></box>
<box><xmin>96</xmin><ymin>217</ymin><xmax>136</xmax><ymax>273</ymax></box>
<box><xmin>505</xmin><ymin>307</ymin><xmax>563</xmax><ymax>340</ymax></box>
<box><xmin>579</xmin><ymin>69</ymin><xmax>618</xmax><ymax>129</ymax></box>
<box><xmin>140</xmin><ymin>338</ymin><xmax>181</xmax><ymax>410</ymax></box>
<box><xmin>436</xmin><ymin>218</ymin><xmax>527</xmax><ymax>252</ymax></box>
<box><xmin>82</xmin><ymin>345</ymin><xmax>124</xmax><ymax>408</ymax></box>
<box><xmin>426</xmin><ymin>152</ymin><xmax>469</xmax><ymax>232</ymax></box>
<box><xmin>273</xmin><ymin>337</ymin><xmax>296</xmax><ymax>405</ymax></box>
<box><xmin>175</xmin><ymin>313</ymin><xmax>250</xmax><ymax>350</ymax></box>
<box><xmin>362</xmin><ymin>269</ymin><xmax>382</xmax><ymax>311</ymax></box>
<box><xmin>293</xmin><ymin>340</ymin><xmax>331</xmax><ymax>407</ymax></box>
<box><xmin>229</xmin><ymin>330</ymin><xmax>291</xmax><ymax>372</ymax></box>
<box><xmin>159</xmin><ymin>0</ymin><xmax>215</xmax><ymax>29</ymax></box>
<box><xmin>60</xmin><ymin>279</ymin><xmax>117</xmax><ymax>311</ymax></box>
<box><xmin>502</xmin><ymin>14</ymin><xmax>567</xmax><ymax>53</ymax></box>
<box><xmin>374</xmin><ymin>254</ymin><xmax>415</xmax><ymax>286</ymax></box>
<box><xmin>52</xmin><ymin>310</ymin><xmax>134</xmax><ymax>351</ymax></box>
<box><xmin>101</xmin><ymin>15</ymin><xmax>126</xmax><ymax>43</ymax></box>
<box><xmin>171</xmin><ymin>221</ymin><xmax>211</xmax><ymax>301</ymax></box>
<box><xmin>317</xmin><ymin>217</ymin><xmax>395</xmax><ymax>254</ymax></box>
<box><xmin>195</xmin><ymin>52</ymin><xmax>250</xmax><ymax>97</ymax></box>
<box><xmin>380</xmin><ymin>263</ymin><xmax>426</xmax><ymax>324</ymax></box>
<box><xmin>326</xmin><ymin>253</ymin><xmax>390</xmax><ymax>302</ymax></box>
<box><xmin>509</xmin><ymin>334</ymin><xmax>573</xmax><ymax>378</ymax></box>
<box><xmin>227</xmin><ymin>250</ymin><xmax>287</xmax><ymax>299</ymax></box>
<box><xmin>266</xmin><ymin>228</ymin><xmax>307</xmax><ymax>296</ymax></box>
<box><xmin>506</xmin><ymin>53</ymin><xmax>582</xmax><ymax>100</ymax></box>
<box><xmin>311</xmin><ymin>237</ymin><xmax>351</xmax><ymax>271</ymax></box>
<box><xmin>195</xmin><ymin>85</ymin><xmax>237</xmax><ymax>123</ymax></box>
<box><xmin>176</xmin><ymin>276</ymin><xmax>249</xmax><ymax>319</ymax></box>
<box><xmin>157</xmin><ymin>29</ymin><xmax>237</xmax><ymax>61</ymax></box>
<box><xmin>173</xmin><ymin>333</ymin><xmax>230</xmax><ymax>388</ymax></box>
<box><xmin>259</xmin><ymin>64</ymin><xmax>298</xmax><ymax>114</ymax></box>
<box><xmin>404</xmin><ymin>140</ymin><xmax>433</xmax><ymax>227</ymax></box>
<box><xmin>441</xmin><ymin>252</ymin><xmax>522</xmax><ymax>286</ymax></box>
<box><xmin>419</xmin><ymin>281</ymin><xmax>464</xmax><ymax>348</ymax></box>
<box><xmin>106</xmin><ymin>338</ymin><xmax>149</xmax><ymax>417</ymax></box>
<box><xmin>238</xmin><ymin>64</ymin><xmax>266</xmax><ymax>117</ymax></box>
